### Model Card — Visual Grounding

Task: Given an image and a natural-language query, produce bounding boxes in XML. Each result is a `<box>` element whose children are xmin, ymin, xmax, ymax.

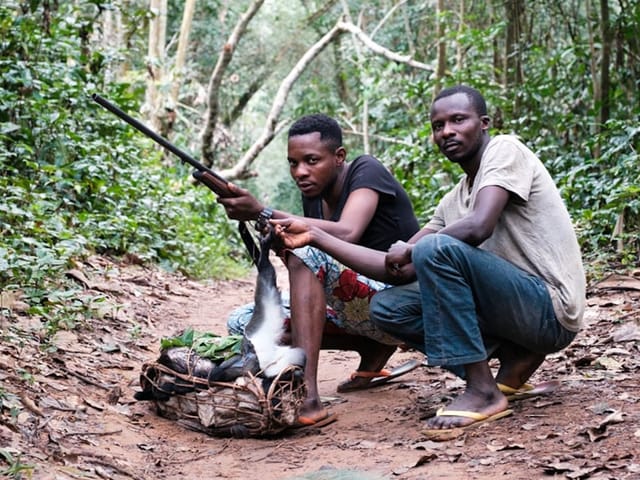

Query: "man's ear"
<box><xmin>481</xmin><ymin>115</ymin><xmax>491</xmax><ymax>131</ymax></box>
<box><xmin>335</xmin><ymin>146</ymin><xmax>347</xmax><ymax>165</ymax></box>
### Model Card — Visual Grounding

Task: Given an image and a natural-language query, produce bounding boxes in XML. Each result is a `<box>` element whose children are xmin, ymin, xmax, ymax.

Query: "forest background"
<box><xmin>0</xmin><ymin>0</ymin><xmax>639</xmax><ymax>473</ymax></box>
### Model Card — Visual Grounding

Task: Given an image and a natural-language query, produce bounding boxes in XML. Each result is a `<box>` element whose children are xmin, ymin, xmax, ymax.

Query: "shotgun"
<box><xmin>91</xmin><ymin>93</ymin><xmax>234</xmax><ymax>198</ymax></box>
<box><xmin>92</xmin><ymin>94</ymin><xmax>263</xmax><ymax>264</ymax></box>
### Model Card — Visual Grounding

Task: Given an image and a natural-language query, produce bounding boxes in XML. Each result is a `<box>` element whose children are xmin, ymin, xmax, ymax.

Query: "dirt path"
<box><xmin>1</xmin><ymin>257</ymin><xmax>640</xmax><ymax>479</ymax></box>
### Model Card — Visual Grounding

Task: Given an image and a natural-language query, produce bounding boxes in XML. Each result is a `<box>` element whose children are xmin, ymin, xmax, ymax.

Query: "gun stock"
<box><xmin>92</xmin><ymin>93</ymin><xmax>235</xmax><ymax>198</ymax></box>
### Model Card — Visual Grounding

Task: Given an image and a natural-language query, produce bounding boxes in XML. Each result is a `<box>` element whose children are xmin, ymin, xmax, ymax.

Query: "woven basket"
<box><xmin>137</xmin><ymin>355</ymin><xmax>306</xmax><ymax>438</ymax></box>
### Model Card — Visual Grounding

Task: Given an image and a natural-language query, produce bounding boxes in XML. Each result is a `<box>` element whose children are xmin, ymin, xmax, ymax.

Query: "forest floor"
<box><xmin>1</xmin><ymin>255</ymin><xmax>640</xmax><ymax>480</ymax></box>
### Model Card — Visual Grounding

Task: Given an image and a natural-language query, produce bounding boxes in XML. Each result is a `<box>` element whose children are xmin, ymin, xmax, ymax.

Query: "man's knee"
<box><xmin>285</xmin><ymin>252</ymin><xmax>316</xmax><ymax>282</ymax></box>
<box><xmin>412</xmin><ymin>234</ymin><xmax>460</xmax><ymax>265</ymax></box>
<box><xmin>370</xmin><ymin>289</ymin><xmax>396</xmax><ymax>330</ymax></box>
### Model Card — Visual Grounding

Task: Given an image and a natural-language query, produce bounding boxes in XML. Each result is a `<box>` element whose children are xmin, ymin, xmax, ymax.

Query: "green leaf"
<box><xmin>0</xmin><ymin>122</ymin><xmax>19</xmax><ymax>134</ymax></box>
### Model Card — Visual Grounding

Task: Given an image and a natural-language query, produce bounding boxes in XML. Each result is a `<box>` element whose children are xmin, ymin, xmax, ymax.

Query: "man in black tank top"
<box><xmin>219</xmin><ymin>114</ymin><xmax>419</xmax><ymax>426</ymax></box>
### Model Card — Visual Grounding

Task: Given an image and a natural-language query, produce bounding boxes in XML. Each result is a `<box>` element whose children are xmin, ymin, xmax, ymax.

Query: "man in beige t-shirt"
<box><xmin>370</xmin><ymin>85</ymin><xmax>585</xmax><ymax>437</ymax></box>
<box><xmin>269</xmin><ymin>85</ymin><xmax>585</xmax><ymax>438</ymax></box>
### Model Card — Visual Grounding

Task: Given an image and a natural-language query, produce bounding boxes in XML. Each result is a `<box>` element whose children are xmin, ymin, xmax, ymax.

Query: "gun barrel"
<box><xmin>91</xmin><ymin>93</ymin><xmax>223</xmax><ymax>181</ymax></box>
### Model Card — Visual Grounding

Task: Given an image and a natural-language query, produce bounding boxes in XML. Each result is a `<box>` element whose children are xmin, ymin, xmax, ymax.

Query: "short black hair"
<box><xmin>432</xmin><ymin>85</ymin><xmax>488</xmax><ymax>116</ymax></box>
<box><xmin>288</xmin><ymin>114</ymin><xmax>342</xmax><ymax>151</ymax></box>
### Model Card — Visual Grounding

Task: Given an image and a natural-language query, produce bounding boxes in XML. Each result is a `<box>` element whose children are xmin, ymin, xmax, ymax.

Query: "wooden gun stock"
<box><xmin>92</xmin><ymin>93</ymin><xmax>235</xmax><ymax>198</ymax></box>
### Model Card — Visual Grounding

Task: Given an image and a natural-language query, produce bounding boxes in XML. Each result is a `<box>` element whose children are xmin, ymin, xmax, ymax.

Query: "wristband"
<box><xmin>257</xmin><ymin>206</ymin><xmax>273</xmax><ymax>229</ymax></box>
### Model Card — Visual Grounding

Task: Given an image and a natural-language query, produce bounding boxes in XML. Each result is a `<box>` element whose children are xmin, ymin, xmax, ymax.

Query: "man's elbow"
<box><xmin>466</xmin><ymin>223</ymin><xmax>495</xmax><ymax>246</ymax></box>
<box><xmin>333</xmin><ymin>228</ymin><xmax>363</xmax><ymax>244</ymax></box>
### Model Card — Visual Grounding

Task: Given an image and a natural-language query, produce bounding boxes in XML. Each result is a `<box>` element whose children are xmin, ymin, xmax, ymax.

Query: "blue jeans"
<box><xmin>370</xmin><ymin>234</ymin><xmax>575</xmax><ymax>369</ymax></box>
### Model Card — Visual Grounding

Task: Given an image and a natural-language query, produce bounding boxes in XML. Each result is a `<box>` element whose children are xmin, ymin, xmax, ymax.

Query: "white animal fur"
<box><xmin>246</xmin><ymin>292</ymin><xmax>305</xmax><ymax>378</ymax></box>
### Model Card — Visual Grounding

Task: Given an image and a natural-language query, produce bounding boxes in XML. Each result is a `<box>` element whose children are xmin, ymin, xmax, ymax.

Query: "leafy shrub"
<box><xmin>0</xmin><ymin>2</ymin><xmax>247</xmax><ymax>333</ymax></box>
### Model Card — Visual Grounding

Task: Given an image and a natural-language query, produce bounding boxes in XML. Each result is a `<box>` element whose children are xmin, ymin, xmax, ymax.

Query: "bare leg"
<box><xmin>288</xmin><ymin>254</ymin><xmax>328</xmax><ymax>421</ymax></box>
<box><xmin>322</xmin><ymin>333</ymin><xmax>397</xmax><ymax>371</ymax></box>
<box><xmin>494</xmin><ymin>342</ymin><xmax>546</xmax><ymax>389</ymax></box>
<box><xmin>426</xmin><ymin>360</ymin><xmax>508</xmax><ymax>430</ymax></box>
<box><xmin>281</xmin><ymin>317</ymin><xmax>397</xmax><ymax>374</ymax></box>
<box><xmin>321</xmin><ymin>333</ymin><xmax>397</xmax><ymax>391</ymax></box>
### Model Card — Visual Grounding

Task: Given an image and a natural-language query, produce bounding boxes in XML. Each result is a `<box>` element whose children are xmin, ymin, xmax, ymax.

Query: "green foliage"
<box><xmin>557</xmin><ymin>120</ymin><xmax>640</xmax><ymax>270</ymax></box>
<box><xmin>0</xmin><ymin>2</ymin><xmax>247</xmax><ymax>336</ymax></box>
<box><xmin>0</xmin><ymin>448</ymin><xmax>34</xmax><ymax>480</ymax></box>
<box><xmin>383</xmin><ymin>3</ymin><xmax>639</xmax><ymax>276</ymax></box>
<box><xmin>1</xmin><ymin>0</ymin><xmax>638</xmax><ymax>334</ymax></box>
<box><xmin>161</xmin><ymin>327</ymin><xmax>243</xmax><ymax>361</ymax></box>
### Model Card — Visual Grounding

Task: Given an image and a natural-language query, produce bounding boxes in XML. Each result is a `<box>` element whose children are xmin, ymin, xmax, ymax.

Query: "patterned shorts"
<box><xmin>226</xmin><ymin>245</ymin><xmax>401</xmax><ymax>345</ymax></box>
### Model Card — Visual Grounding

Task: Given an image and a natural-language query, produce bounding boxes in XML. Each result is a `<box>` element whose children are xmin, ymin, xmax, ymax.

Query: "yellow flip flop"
<box><xmin>497</xmin><ymin>380</ymin><xmax>560</xmax><ymax>401</ymax></box>
<box><xmin>422</xmin><ymin>407</ymin><xmax>513</xmax><ymax>442</ymax></box>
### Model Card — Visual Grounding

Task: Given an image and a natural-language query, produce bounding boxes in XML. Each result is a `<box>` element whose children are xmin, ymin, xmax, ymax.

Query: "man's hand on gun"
<box><xmin>216</xmin><ymin>183</ymin><xmax>264</xmax><ymax>222</ymax></box>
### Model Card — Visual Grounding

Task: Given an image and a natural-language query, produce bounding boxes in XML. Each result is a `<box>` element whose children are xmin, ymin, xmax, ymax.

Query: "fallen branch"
<box><xmin>66</xmin><ymin>449</ymin><xmax>146</xmax><ymax>480</ymax></box>
<box><xmin>59</xmin><ymin>365</ymin><xmax>116</xmax><ymax>391</ymax></box>
<box><xmin>62</xmin><ymin>429</ymin><xmax>123</xmax><ymax>438</ymax></box>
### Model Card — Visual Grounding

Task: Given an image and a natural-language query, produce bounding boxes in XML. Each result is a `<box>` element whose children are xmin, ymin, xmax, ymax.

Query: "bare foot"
<box><xmin>336</xmin><ymin>343</ymin><xmax>397</xmax><ymax>392</ymax></box>
<box><xmin>355</xmin><ymin>343</ymin><xmax>397</xmax><ymax>372</ymax></box>
<box><xmin>298</xmin><ymin>399</ymin><xmax>330</xmax><ymax>424</ymax></box>
<box><xmin>426</xmin><ymin>361</ymin><xmax>509</xmax><ymax>430</ymax></box>
<box><xmin>494</xmin><ymin>342</ymin><xmax>546</xmax><ymax>389</ymax></box>
<box><xmin>425</xmin><ymin>384</ymin><xmax>508</xmax><ymax>430</ymax></box>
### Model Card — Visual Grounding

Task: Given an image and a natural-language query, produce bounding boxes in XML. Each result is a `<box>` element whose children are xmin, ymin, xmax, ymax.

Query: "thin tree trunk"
<box><xmin>488</xmin><ymin>0</ymin><xmax>501</xmax><ymax>85</ymax></box>
<box><xmin>115</xmin><ymin>1</ymin><xmax>128</xmax><ymax>79</ymax></box>
<box><xmin>170</xmin><ymin>0</ymin><xmax>196</xmax><ymax>108</ymax></box>
<box><xmin>599</xmin><ymin>0</ymin><xmax>611</xmax><ymax>127</ymax></box>
<box><xmin>401</xmin><ymin>0</ymin><xmax>416</xmax><ymax>56</ymax></box>
<box><xmin>340</xmin><ymin>0</ymin><xmax>369</xmax><ymax>154</ymax></box>
<box><xmin>455</xmin><ymin>0</ymin><xmax>465</xmax><ymax>71</ymax></box>
<box><xmin>585</xmin><ymin>0</ymin><xmax>601</xmax><ymax>156</ymax></box>
<box><xmin>434</xmin><ymin>0</ymin><xmax>446</xmax><ymax>97</ymax></box>
<box><xmin>504</xmin><ymin>0</ymin><xmax>524</xmax><ymax>87</ymax></box>
<box><xmin>145</xmin><ymin>0</ymin><xmax>167</xmax><ymax>131</ymax></box>
<box><xmin>201</xmin><ymin>0</ymin><xmax>265</xmax><ymax>167</ymax></box>
<box><xmin>586</xmin><ymin>0</ymin><xmax>600</xmax><ymax>105</ymax></box>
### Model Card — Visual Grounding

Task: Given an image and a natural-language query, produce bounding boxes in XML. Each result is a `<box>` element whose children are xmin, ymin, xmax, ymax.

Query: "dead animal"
<box><xmin>208</xmin><ymin>225</ymin><xmax>306</xmax><ymax>382</ymax></box>
<box><xmin>135</xmin><ymin>225</ymin><xmax>306</xmax><ymax>406</ymax></box>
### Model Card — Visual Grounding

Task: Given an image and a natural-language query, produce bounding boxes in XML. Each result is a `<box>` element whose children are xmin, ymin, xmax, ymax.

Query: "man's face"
<box><xmin>430</xmin><ymin>92</ymin><xmax>489</xmax><ymax>164</ymax></box>
<box><xmin>287</xmin><ymin>132</ymin><xmax>344</xmax><ymax>197</ymax></box>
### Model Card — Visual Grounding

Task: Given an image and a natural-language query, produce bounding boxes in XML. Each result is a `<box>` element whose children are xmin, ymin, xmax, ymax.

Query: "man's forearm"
<box><xmin>309</xmin><ymin>227</ymin><xmax>391</xmax><ymax>282</ymax></box>
<box><xmin>274</xmin><ymin>210</ymin><xmax>359</xmax><ymax>242</ymax></box>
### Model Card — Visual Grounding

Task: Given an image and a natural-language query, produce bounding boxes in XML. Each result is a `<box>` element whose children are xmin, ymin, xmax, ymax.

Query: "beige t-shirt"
<box><xmin>425</xmin><ymin>135</ymin><xmax>585</xmax><ymax>332</ymax></box>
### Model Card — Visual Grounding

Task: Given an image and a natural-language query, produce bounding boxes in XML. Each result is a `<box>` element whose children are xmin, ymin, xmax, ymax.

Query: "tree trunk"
<box><xmin>96</xmin><ymin>1</ymin><xmax>129</xmax><ymax>82</ymax></box>
<box><xmin>145</xmin><ymin>0</ymin><xmax>167</xmax><ymax>132</ymax></box>
<box><xmin>114</xmin><ymin>2</ymin><xmax>128</xmax><ymax>80</ymax></box>
<box><xmin>504</xmin><ymin>0</ymin><xmax>524</xmax><ymax>87</ymax></box>
<box><xmin>340</xmin><ymin>2</ymin><xmax>369</xmax><ymax>154</ymax></box>
<box><xmin>488</xmin><ymin>0</ymin><xmax>501</xmax><ymax>86</ymax></box>
<box><xmin>170</xmin><ymin>0</ymin><xmax>196</xmax><ymax>109</ymax></box>
<box><xmin>102</xmin><ymin>4</ymin><xmax>115</xmax><ymax>83</ymax></box>
<box><xmin>599</xmin><ymin>0</ymin><xmax>611</xmax><ymax>127</ymax></box>
<box><xmin>434</xmin><ymin>0</ymin><xmax>446</xmax><ymax>97</ymax></box>
<box><xmin>201</xmin><ymin>0</ymin><xmax>265</xmax><ymax>167</ymax></box>
<box><xmin>586</xmin><ymin>0</ymin><xmax>600</xmax><ymax>105</ymax></box>
<box><xmin>585</xmin><ymin>0</ymin><xmax>601</xmax><ymax>156</ymax></box>
<box><xmin>455</xmin><ymin>0</ymin><xmax>465</xmax><ymax>72</ymax></box>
